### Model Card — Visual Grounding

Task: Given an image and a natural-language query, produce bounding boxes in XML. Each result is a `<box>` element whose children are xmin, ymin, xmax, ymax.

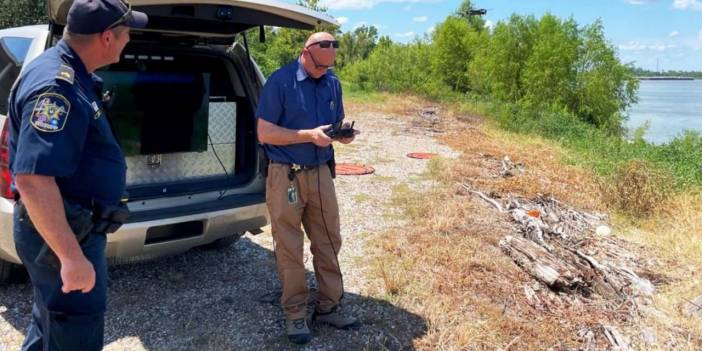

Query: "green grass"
<box><xmin>492</xmin><ymin>104</ymin><xmax>702</xmax><ymax>190</ymax></box>
<box><xmin>342</xmin><ymin>83</ymin><xmax>388</xmax><ymax>104</ymax></box>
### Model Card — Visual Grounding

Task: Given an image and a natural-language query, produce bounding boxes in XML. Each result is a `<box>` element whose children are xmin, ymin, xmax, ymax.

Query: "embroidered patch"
<box><xmin>56</xmin><ymin>64</ymin><xmax>75</xmax><ymax>85</ymax></box>
<box><xmin>30</xmin><ymin>93</ymin><xmax>71</xmax><ymax>132</ymax></box>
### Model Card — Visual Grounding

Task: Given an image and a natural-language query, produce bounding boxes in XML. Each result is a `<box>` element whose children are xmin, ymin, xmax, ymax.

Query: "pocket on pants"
<box><xmin>48</xmin><ymin>312</ymin><xmax>104</xmax><ymax>351</ymax></box>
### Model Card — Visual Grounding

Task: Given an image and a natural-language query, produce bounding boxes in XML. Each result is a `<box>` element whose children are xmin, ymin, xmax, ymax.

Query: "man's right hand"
<box><xmin>60</xmin><ymin>255</ymin><xmax>96</xmax><ymax>294</ymax></box>
<box><xmin>307</xmin><ymin>124</ymin><xmax>333</xmax><ymax>147</ymax></box>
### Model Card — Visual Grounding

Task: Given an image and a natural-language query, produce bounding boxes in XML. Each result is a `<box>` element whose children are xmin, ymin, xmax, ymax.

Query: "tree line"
<box><xmin>2</xmin><ymin>0</ymin><xmax>640</xmax><ymax>136</ymax></box>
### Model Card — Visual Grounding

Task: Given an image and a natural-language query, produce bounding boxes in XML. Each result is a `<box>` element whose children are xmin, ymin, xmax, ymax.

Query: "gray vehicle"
<box><xmin>0</xmin><ymin>0</ymin><xmax>335</xmax><ymax>283</ymax></box>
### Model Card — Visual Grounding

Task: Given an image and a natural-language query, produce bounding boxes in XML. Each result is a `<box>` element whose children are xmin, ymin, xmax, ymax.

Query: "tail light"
<box><xmin>0</xmin><ymin>121</ymin><xmax>13</xmax><ymax>199</ymax></box>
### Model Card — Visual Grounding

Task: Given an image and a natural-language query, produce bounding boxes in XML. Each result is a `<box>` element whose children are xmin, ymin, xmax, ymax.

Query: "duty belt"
<box><xmin>269</xmin><ymin>160</ymin><xmax>320</xmax><ymax>181</ymax></box>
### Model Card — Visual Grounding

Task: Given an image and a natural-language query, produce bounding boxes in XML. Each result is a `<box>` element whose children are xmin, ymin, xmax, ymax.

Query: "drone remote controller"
<box><xmin>325</xmin><ymin>120</ymin><xmax>357</xmax><ymax>140</ymax></box>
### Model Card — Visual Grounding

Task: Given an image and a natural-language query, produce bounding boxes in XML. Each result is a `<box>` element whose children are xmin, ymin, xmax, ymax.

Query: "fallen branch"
<box><xmin>459</xmin><ymin>183</ymin><xmax>505</xmax><ymax>212</ymax></box>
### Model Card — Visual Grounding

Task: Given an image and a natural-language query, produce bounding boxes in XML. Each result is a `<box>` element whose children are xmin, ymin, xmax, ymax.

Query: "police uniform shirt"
<box><xmin>256</xmin><ymin>60</ymin><xmax>344</xmax><ymax>166</ymax></box>
<box><xmin>8</xmin><ymin>40</ymin><xmax>126</xmax><ymax>207</ymax></box>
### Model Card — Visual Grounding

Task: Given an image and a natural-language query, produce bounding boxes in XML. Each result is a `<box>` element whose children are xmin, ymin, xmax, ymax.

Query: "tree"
<box><xmin>469</xmin><ymin>14</ymin><xmax>538</xmax><ymax>101</ymax></box>
<box><xmin>0</xmin><ymin>0</ymin><xmax>47</xmax><ymax>29</ymax></box>
<box><xmin>239</xmin><ymin>0</ymin><xmax>339</xmax><ymax>77</ymax></box>
<box><xmin>520</xmin><ymin>14</ymin><xmax>580</xmax><ymax>110</ymax></box>
<box><xmin>455</xmin><ymin>0</ymin><xmax>486</xmax><ymax>32</ymax></box>
<box><xmin>430</xmin><ymin>16</ymin><xmax>484</xmax><ymax>92</ymax></box>
<box><xmin>572</xmin><ymin>20</ymin><xmax>638</xmax><ymax>133</ymax></box>
<box><xmin>337</xmin><ymin>25</ymin><xmax>378</xmax><ymax>68</ymax></box>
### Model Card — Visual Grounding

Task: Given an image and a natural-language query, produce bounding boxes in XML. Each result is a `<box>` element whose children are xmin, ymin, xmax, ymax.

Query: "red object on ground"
<box><xmin>335</xmin><ymin>163</ymin><xmax>375</xmax><ymax>176</ymax></box>
<box><xmin>407</xmin><ymin>152</ymin><xmax>438</xmax><ymax>159</ymax></box>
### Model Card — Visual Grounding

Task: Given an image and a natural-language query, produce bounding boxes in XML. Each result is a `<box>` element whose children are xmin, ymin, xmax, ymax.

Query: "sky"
<box><xmin>295</xmin><ymin>0</ymin><xmax>702</xmax><ymax>71</ymax></box>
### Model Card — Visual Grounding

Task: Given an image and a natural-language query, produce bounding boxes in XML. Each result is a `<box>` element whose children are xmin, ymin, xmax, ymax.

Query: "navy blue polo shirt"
<box><xmin>256</xmin><ymin>60</ymin><xmax>344</xmax><ymax>166</ymax></box>
<box><xmin>8</xmin><ymin>40</ymin><xmax>126</xmax><ymax>206</ymax></box>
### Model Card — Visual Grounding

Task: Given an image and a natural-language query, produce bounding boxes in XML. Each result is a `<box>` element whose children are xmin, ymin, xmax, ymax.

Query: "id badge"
<box><xmin>287</xmin><ymin>184</ymin><xmax>298</xmax><ymax>204</ymax></box>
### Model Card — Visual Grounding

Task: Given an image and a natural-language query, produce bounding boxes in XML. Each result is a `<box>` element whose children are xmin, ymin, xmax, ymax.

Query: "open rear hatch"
<box><xmin>48</xmin><ymin>0</ymin><xmax>337</xmax><ymax>39</ymax></box>
<box><xmin>46</xmin><ymin>0</ymin><xmax>336</xmax><ymax>203</ymax></box>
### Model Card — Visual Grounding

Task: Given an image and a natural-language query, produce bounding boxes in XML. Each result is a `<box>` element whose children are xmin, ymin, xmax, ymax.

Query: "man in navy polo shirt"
<box><xmin>7</xmin><ymin>1</ymin><xmax>147</xmax><ymax>349</ymax></box>
<box><xmin>257</xmin><ymin>32</ymin><xmax>361</xmax><ymax>344</ymax></box>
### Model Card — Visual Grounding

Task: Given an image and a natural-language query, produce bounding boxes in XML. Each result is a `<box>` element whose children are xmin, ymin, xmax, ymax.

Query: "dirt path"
<box><xmin>0</xmin><ymin>104</ymin><xmax>456</xmax><ymax>351</ymax></box>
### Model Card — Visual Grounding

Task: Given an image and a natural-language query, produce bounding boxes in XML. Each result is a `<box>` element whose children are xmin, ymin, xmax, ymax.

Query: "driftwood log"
<box><xmin>462</xmin><ymin>182</ymin><xmax>655</xmax><ymax>303</ymax></box>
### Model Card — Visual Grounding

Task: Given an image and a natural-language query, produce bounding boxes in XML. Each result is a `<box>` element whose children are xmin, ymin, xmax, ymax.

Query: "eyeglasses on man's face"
<box><xmin>306</xmin><ymin>40</ymin><xmax>340</xmax><ymax>49</ymax></box>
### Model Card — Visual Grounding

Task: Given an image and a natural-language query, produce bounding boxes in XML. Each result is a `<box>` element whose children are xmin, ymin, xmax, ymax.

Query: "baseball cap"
<box><xmin>67</xmin><ymin>0</ymin><xmax>148</xmax><ymax>34</ymax></box>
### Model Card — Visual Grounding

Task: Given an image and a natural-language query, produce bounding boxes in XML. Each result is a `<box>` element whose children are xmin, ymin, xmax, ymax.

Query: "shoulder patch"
<box><xmin>30</xmin><ymin>93</ymin><xmax>71</xmax><ymax>132</ymax></box>
<box><xmin>56</xmin><ymin>64</ymin><xmax>75</xmax><ymax>85</ymax></box>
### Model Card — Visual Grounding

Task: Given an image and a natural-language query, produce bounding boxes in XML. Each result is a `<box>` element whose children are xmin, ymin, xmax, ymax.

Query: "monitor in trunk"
<box><xmin>98</xmin><ymin>71</ymin><xmax>211</xmax><ymax>156</ymax></box>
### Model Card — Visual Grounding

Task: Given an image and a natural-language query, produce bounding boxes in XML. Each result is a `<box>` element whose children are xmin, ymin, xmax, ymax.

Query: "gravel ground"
<box><xmin>0</xmin><ymin>107</ymin><xmax>458</xmax><ymax>351</ymax></box>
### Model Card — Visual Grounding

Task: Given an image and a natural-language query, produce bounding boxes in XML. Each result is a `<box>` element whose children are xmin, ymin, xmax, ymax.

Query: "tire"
<box><xmin>0</xmin><ymin>259</ymin><xmax>16</xmax><ymax>285</ymax></box>
<box><xmin>201</xmin><ymin>232</ymin><xmax>243</xmax><ymax>250</ymax></box>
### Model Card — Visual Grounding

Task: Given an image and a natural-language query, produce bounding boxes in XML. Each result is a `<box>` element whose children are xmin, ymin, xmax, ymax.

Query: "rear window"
<box><xmin>0</xmin><ymin>36</ymin><xmax>33</xmax><ymax>115</ymax></box>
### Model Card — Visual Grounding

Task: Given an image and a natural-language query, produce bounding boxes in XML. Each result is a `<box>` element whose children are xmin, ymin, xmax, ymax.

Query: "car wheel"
<box><xmin>201</xmin><ymin>232</ymin><xmax>243</xmax><ymax>250</ymax></box>
<box><xmin>0</xmin><ymin>259</ymin><xmax>19</xmax><ymax>285</ymax></box>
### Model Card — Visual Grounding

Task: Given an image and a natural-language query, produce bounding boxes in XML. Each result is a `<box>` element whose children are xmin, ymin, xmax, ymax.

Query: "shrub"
<box><xmin>601</xmin><ymin>160</ymin><xmax>674</xmax><ymax>218</ymax></box>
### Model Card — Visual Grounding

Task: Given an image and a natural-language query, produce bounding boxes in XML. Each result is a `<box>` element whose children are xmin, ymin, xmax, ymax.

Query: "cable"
<box><xmin>208</xmin><ymin>133</ymin><xmax>231</xmax><ymax>200</ymax></box>
<box><xmin>315</xmin><ymin>146</ymin><xmax>345</xmax><ymax>307</ymax></box>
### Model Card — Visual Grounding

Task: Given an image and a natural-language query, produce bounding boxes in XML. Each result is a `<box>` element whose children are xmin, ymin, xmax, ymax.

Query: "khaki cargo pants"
<box><xmin>266</xmin><ymin>163</ymin><xmax>342</xmax><ymax>320</ymax></box>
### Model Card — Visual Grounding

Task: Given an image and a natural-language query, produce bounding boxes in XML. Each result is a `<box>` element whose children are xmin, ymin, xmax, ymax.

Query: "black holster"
<box><xmin>327</xmin><ymin>146</ymin><xmax>336</xmax><ymax>179</ymax></box>
<box><xmin>16</xmin><ymin>199</ymin><xmax>95</xmax><ymax>269</ymax></box>
<box><xmin>17</xmin><ymin>198</ymin><xmax>129</xmax><ymax>269</ymax></box>
<box><xmin>92</xmin><ymin>202</ymin><xmax>129</xmax><ymax>234</ymax></box>
<box><xmin>260</xmin><ymin>144</ymin><xmax>270</xmax><ymax>178</ymax></box>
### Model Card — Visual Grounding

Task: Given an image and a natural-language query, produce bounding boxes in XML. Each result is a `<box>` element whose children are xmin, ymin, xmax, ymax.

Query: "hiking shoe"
<box><xmin>315</xmin><ymin>305</ymin><xmax>361</xmax><ymax>330</ymax></box>
<box><xmin>286</xmin><ymin>318</ymin><xmax>312</xmax><ymax>345</ymax></box>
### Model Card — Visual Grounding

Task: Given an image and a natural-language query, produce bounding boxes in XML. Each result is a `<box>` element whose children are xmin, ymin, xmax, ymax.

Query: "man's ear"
<box><xmin>100</xmin><ymin>31</ymin><xmax>113</xmax><ymax>47</ymax></box>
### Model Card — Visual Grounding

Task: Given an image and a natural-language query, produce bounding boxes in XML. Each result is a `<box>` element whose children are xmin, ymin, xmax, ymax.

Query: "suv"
<box><xmin>0</xmin><ymin>0</ymin><xmax>335</xmax><ymax>283</ymax></box>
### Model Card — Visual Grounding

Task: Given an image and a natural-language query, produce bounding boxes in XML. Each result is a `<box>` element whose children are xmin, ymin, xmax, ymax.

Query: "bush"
<box><xmin>601</xmin><ymin>160</ymin><xmax>673</xmax><ymax>218</ymax></box>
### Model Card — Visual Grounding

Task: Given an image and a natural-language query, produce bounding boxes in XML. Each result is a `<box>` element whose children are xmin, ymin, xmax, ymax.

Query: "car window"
<box><xmin>0</xmin><ymin>36</ymin><xmax>32</xmax><ymax>115</ymax></box>
<box><xmin>1</xmin><ymin>37</ymin><xmax>32</xmax><ymax>64</ymax></box>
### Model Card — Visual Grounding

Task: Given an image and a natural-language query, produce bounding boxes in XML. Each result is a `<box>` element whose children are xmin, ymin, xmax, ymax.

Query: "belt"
<box><xmin>269</xmin><ymin>160</ymin><xmax>320</xmax><ymax>171</ymax></box>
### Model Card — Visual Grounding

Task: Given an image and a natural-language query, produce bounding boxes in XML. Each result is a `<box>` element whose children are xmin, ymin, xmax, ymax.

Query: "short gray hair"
<box><xmin>63</xmin><ymin>26</ymin><xmax>126</xmax><ymax>46</ymax></box>
<box><xmin>62</xmin><ymin>27</ymin><xmax>99</xmax><ymax>46</ymax></box>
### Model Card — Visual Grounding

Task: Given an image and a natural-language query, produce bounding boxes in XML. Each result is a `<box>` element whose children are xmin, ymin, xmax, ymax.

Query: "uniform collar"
<box><xmin>296</xmin><ymin>59</ymin><xmax>328</xmax><ymax>82</ymax></box>
<box><xmin>56</xmin><ymin>40</ymin><xmax>92</xmax><ymax>84</ymax></box>
<box><xmin>296</xmin><ymin>59</ymin><xmax>309</xmax><ymax>82</ymax></box>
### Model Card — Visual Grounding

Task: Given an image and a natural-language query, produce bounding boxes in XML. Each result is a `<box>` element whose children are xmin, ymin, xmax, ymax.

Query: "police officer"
<box><xmin>7</xmin><ymin>1</ymin><xmax>147</xmax><ymax>350</ymax></box>
<box><xmin>257</xmin><ymin>32</ymin><xmax>361</xmax><ymax>345</ymax></box>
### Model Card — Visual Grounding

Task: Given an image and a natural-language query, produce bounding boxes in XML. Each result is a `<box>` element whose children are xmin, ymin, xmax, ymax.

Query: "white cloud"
<box><xmin>619</xmin><ymin>40</ymin><xmax>679</xmax><ymax>51</ymax></box>
<box><xmin>413</xmin><ymin>16</ymin><xmax>428</xmax><ymax>22</ymax></box>
<box><xmin>395</xmin><ymin>31</ymin><xmax>416</xmax><ymax>38</ymax></box>
<box><xmin>427</xmin><ymin>26</ymin><xmax>435</xmax><ymax>33</ymax></box>
<box><xmin>669</xmin><ymin>30</ymin><xmax>680</xmax><ymax>37</ymax></box>
<box><xmin>403</xmin><ymin>5</ymin><xmax>413</xmax><ymax>11</ymax></box>
<box><xmin>619</xmin><ymin>41</ymin><xmax>648</xmax><ymax>51</ymax></box>
<box><xmin>699</xmin><ymin>29</ymin><xmax>702</xmax><ymax>41</ymax></box>
<box><xmin>321</xmin><ymin>0</ymin><xmax>440</xmax><ymax>10</ymax></box>
<box><xmin>624</xmin><ymin>0</ymin><xmax>656</xmax><ymax>4</ymax></box>
<box><xmin>485</xmin><ymin>20</ymin><xmax>496</xmax><ymax>30</ymax></box>
<box><xmin>336</xmin><ymin>16</ymin><xmax>349</xmax><ymax>25</ymax></box>
<box><xmin>673</xmin><ymin>0</ymin><xmax>702</xmax><ymax>10</ymax></box>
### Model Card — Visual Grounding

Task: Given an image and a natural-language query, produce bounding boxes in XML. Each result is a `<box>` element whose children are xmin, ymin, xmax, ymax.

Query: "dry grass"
<box><xmin>602</xmin><ymin>160</ymin><xmax>674</xmax><ymax>218</ymax></box>
<box><xmin>349</xmin><ymin>92</ymin><xmax>702</xmax><ymax>350</ymax></box>
<box><xmin>615</xmin><ymin>192</ymin><xmax>702</xmax><ymax>345</ymax></box>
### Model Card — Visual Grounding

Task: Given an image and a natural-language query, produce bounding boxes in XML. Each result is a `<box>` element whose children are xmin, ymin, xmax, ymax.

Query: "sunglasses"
<box><xmin>107</xmin><ymin>0</ymin><xmax>132</xmax><ymax>30</ymax></box>
<box><xmin>306</xmin><ymin>40</ymin><xmax>340</xmax><ymax>49</ymax></box>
